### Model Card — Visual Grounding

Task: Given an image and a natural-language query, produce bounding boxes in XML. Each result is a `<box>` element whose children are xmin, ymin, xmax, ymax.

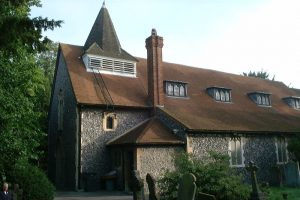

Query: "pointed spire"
<box><xmin>84</xmin><ymin>3</ymin><xmax>137</xmax><ymax>62</ymax></box>
<box><xmin>84</xmin><ymin>3</ymin><xmax>121</xmax><ymax>53</ymax></box>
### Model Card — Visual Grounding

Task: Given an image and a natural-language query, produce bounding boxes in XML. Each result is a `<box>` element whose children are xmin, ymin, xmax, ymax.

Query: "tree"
<box><xmin>0</xmin><ymin>0</ymin><xmax>61</xmax><ymax>187</ymax></box>
<box><xmin>0</xmin><ymin>0</ymin><xmax>62</xmax><ymax>56</ymax></box>
<box><xmin>243</xmin><ymin>70</ymin><xmax>275</xmax><ymax>81</ymax></box>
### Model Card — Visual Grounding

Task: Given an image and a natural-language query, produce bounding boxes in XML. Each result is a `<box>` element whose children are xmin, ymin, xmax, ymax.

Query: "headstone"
<box><xmin>146</xmin><ymin>173</ymin><xmax>159</xmax><ymax>200</ymax></box>
<box><xmin>246</xmin><ymin>161</ymin><xmax>266</xmax><ymax>200</ymax></box>
<box><xmin>129</xmin><ymin>170</ymin><xmax>145</xmax><ymax>200</ymax></box>
<box><xmin>177</xmin><ymin>173</ymin><xmax>196</xmax><ymax>200</ymax></box>
<box><xmin>283</xmin><ymin>161</ymin><xmax>300</xmax><ymax>187</ymax></box>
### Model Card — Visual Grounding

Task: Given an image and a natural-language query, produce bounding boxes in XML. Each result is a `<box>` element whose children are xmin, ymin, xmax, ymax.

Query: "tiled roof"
<box><xmin>60</xmin><ymin>43</ymin><xmax>300</xmax><ymax>133</ymax></box>
<box><xmin>83</xmin><ymin>4</ymin><xmax>137</xmax><ymax>62</ymax></box>
<box><xmin>106</xmin><ymin>118</ymin><xmax>184</xmax><ymax>146</ymax></box>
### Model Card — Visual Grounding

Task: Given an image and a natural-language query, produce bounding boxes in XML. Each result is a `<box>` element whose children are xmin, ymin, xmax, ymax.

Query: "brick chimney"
<box><xmin>145</xmin><ymin>29</ymin><xmax>164</xmax><ymax>111</ymax></box>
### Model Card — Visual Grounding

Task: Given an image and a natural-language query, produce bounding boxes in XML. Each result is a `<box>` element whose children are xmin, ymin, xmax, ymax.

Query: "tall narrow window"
<box><xmin>106</xmin><ymin>116</ymin><xmax>114</xmax><ymax>130</ymax></box>
<box><xmin>103</xmin><ymin>112</ymin><xmax>117</xmax><ymax>131</ymax></box>
<box><xmin>229</xmin><ymin>137</ymin><xmax>244</xmax><ymax>167</ymax></box>
<box><xmin>276</xmin><ymin>137</ymin><xmax>288</xmax><ymax>164</ymax></box>
<box><xmin>58</xmin><ymin>89</ymin><xmax>64</xmax><ymax>131</ymax></box>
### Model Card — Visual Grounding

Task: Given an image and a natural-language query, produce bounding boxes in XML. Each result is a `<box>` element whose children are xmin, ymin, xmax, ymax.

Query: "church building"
<box><xmin>48</xmin><ymin>2</ymin><xmax>300</xmax><ymax>190</ymax></box>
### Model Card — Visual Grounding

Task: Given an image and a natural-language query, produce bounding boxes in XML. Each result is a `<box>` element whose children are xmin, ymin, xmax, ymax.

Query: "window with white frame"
<box><xmin>229</xmin><ymin>137</ymin><xmax>244</xmax><ymax>167</ymax></box>
<box><xmin>276</xmin><ymin>137</ymin><xmax>288</xmax><ymax>164</ymax></box>
<box><xmin>82</xmin><ymin>54</ymin><xmax>136</xmax><ymax>77</ymax></box>
<box><xmin>164</xmin><ymin>81</ymin><xmax>187</xmax><ymax>97</ymax></box>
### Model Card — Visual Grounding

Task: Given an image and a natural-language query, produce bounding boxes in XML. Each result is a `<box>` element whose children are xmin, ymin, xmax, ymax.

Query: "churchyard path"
<box><xmin>54</xmin><ymin>191</ymin><xmax>132</xmax><ymax>200</ymax></box>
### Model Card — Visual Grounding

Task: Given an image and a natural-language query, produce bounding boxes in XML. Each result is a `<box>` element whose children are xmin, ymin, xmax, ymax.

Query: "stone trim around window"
<box><xmin>206</xmin><ymin>86</ymin><xmax>232</xmax><ymax>103</ymax></box>
<box><xmin>228</xmin><ymin>137</ymin><xmax>245</xmax><ymax>167</ymax></box>
<box><xmin>103</xmin><ymin>112</ymin><xmax>118</xmax><ymax>131</ymax></box>
<box><xmin>275</xmin><ymin>137</ymin><xmax>289</xmax><ymax>164</ymax></box>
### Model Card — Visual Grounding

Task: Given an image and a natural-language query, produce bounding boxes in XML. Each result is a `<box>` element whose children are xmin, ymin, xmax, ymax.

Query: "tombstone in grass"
<box><xmin>146</xmin><ymin>173</ymin><xmax>159</xmax><ymax>200</ymax></box>
<box><xmin>177</xmin><ymin>173</ymin><xmax>197</xmax><ymax>200</ymax></box>
<box><xmin>130</xmin><ymin>170</ymin><xmax>145</xmax><ymax>200</ymax></box>
<box><xmin>283</xmin><ymin>161</ymin><xmax>300</xmax><ymax>187</ymax></box>
<box><xmin>246</xmin><ymin>161</ymin><xmax>266</xmax><ymax>200</ymax></box>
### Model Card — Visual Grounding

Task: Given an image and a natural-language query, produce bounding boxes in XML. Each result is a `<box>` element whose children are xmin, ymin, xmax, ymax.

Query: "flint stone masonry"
<box><xmin>81</xmin><ymin>108</ymin><xmax>149</xmax><ymax>180</ymax></box>
<box><xmin>156</xmin><ymin>109</ymin><xmax>186</xmax><ymax>139</ymax></box>
<box><xmin>48</xmin><ymin>52</ymin><xmax>79</xmax><ymax>190</ymax></box>
<box><xmin>189</xmin><ymin>134</ymin><xmax>281</xmax><ymax>184</ymax></box>
<box><xmin>138</xmin><ymin>147</ymin><xmax>184</xmax><ymax>193</ymax></box>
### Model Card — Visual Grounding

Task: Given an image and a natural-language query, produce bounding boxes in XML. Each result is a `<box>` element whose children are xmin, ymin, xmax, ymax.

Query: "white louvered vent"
<box><xmin>85</xmin><ymin>55</ymin><xmax>136</xmax><ymax>77</ymax></box>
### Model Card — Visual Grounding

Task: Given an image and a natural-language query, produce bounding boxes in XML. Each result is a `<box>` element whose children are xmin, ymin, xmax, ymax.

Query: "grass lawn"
<box><xmin>269</xmin><ymin>187</ymin><xmax>300</xmax><ymax>200</ymax></box>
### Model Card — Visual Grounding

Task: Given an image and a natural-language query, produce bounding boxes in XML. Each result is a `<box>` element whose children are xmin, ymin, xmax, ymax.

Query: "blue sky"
<box><xmin>31</xmin><ymin>0</ymin><xmax>300</xmax><ymax>88</ymax></box>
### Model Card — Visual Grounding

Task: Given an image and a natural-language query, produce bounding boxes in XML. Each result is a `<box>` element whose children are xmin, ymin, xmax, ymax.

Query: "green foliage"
<box><xmin>243</xmin><ymin>70</ymin><xmax>275</xmax><ymax>80</ymax></box>
<box><xmin>0</xmin><ymin>49</ymin><xmax>48</xmax><ymax>172</ymax></box>
<box><xmin>158</xmin><ymin>152</ymin><xmax>251</xmax><ymax>200</ymax></box>
<box><xmin>0</xmin><ymin>0</ymin><xmax>62</xmax><ymax>55</ymax></box>
<box><xmin>11</xmin><ymin>160</ymin><xmax>55</xmax><ymax>200</ymax></box>
<box><xmin>287</xmin><ymin>135</ymin><xmax>300</xmax><ymax>162</ymax></box>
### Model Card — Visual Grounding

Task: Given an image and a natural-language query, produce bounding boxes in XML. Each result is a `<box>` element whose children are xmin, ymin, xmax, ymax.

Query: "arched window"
<box><xmin>103</xmin><ymin>113</ymin><xmax>117</xmax><ymax>131</ymax></box>
<box><xmin>257</xmin><ymin>95</ymin><xmax>262</xmax><ymax>105</ymax></box>
<box><xmin>106</xmin><ymin>116</ymin><xmax>114</xmax><ymax>130</ymax></box>
<box><xmin>215</xmin><ymin>90</ymin><xmax>220</xmax><ymax>101</ymax></box>
<box><xmin>167</xmin><ymin>83</ymin><xmax>173</xmax><ymax>96</ymax></box>
<box><xmin>262</xmin><ymin>95</ymin><xmax>266</xmax><ymax>105</ymax></box>
<box><xmin>225</xmin><ymin>91</ymin><xmax>230</xmax><ymax>102</ymax></box>
<box><xmin>179</xmin><ymin>85</ymin><xmax>185</xmax><ymax>97</ymax></box>
<box><xmin>220</xmin><ymin>90</ymin><xmax>225</xmax><ymax>101</ymax></box>
<box><xmin>174</xmin><ymin>84</ymin><xmax>179</xmax><ymax>96</ymax></box>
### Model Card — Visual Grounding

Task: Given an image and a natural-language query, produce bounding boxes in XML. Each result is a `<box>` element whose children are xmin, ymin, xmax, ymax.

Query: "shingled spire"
<box><xmin>84</xmin><ymin>2</ymin><xmax>136</xmax><ymax>61</ymax></box>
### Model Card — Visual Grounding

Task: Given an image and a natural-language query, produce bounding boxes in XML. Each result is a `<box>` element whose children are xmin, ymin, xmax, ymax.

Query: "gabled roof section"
<box><xmin>84</xmin><ymin>2</ymin><xmax>137</xmax><ymax>62</ymax></box>
<box><xmin>106</xmin><ymin>118</ymin><xmax>184</xmax><ymax>146</ymax></box>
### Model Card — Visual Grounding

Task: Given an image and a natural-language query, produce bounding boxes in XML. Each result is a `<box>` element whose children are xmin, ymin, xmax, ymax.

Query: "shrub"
<box><xmin>158</xmin><ymin>152</ymin><xmax>251</xmax><ymax>200</ymax></box>
<box><xmin>11</xmin><ymin>160</ymin><xmax>55</xmax><ymax>200</ymax></box>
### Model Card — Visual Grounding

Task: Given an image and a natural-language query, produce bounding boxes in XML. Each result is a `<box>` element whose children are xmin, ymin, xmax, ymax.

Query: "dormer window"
<box><xmin>164</xmin><ymin>81</ymin><xmax>187</xmax><ymax>97</ymax></box>
<box><xmin>248</xmin><ymin>92</ymin><xmax>271</xmax><ymax>106</ymax></box>
<box><xmin>206</xmin><ymin>87</ymin><xmax>232</xmax><ymax>102</ymax></box>
<box><xmin>283</xmin><ymin>96</ymin><xmax>300</xmax><ymax>110</ymax></box>
<box><xmin>83</xmin><ymin>55</ymin><xmax>136</xmax><ymax>77</ymax></box>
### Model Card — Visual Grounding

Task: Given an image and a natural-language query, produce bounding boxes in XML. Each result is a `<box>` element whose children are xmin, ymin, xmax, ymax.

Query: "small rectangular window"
<box><xmin>229</xmin><ymin>137</ymin><xmax>244</xmax><ymax>167</ymax></box>
<box><xmin>164</xmin><ymin>81</ymin><xmax>187</xmax><ymax>97</ymax></box>
<box><xmin>276</xmin><ymin>137</ymin><xmax>288</xmax><ymax>164</ymax></box>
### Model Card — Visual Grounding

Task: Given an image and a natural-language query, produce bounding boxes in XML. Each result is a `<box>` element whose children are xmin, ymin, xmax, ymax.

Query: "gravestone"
<box><xmin>146</xmin><ymin>173</ymin><xmax>159</xmax><ymax>200</ymax></box>
<box><xmin>177</xmin><ymin>173</ymin><xmax>196</xmax><ymax>200</ymax></box>
<box><xmin>246</xmin><ymin>161</ymin><xmax>266</xmax><ymax>200</ymax></box>
<box><xmin>283</xmin><ymin>161</ymin><xmax>300</xmax><ymax>187</ymax></box>
<box><xmin>129</xmin><ymin>170</ymin><xmax>145</xmax><ymax>200</ymax></box>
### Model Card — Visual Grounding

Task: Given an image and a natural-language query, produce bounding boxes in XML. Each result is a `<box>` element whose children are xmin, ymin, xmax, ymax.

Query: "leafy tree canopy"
<box><xmin>0</xmin><ymin>0</ymin><xmax>62</xmax><ymax>56</ymax></box>
<box><xmin>243</xmin><ymin>70</ymin><xmax>275</xmax><ymax>81</ymax></box>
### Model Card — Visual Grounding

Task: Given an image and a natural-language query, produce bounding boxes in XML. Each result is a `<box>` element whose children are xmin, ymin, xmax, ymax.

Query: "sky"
<box><xmin>30</xmin><ymin>0</ymin><xmax>300</xmax><ymax>88</ymax></box>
